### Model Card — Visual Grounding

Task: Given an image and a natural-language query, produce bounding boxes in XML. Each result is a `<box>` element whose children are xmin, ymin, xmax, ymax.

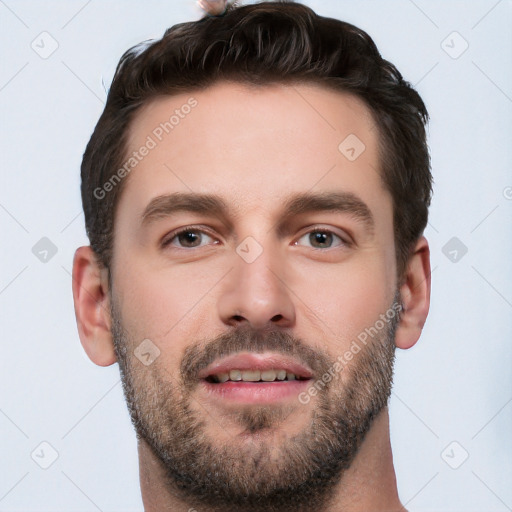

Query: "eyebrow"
<box><xmin>140</xmin><ymin>191</ymin><xmax>375</xmax><ymax>235</ymax></box>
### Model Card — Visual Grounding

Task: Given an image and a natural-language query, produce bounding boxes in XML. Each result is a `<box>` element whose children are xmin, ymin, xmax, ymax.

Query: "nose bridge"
<box><xmin>217</xmin><ymin>227</ymin><xmax>296</xmax><ymax>329</ymax></box>
<box><xmin>238</xmin><ymin>236</ymin><xmax>282</xmax><ymax>293</ymax></box>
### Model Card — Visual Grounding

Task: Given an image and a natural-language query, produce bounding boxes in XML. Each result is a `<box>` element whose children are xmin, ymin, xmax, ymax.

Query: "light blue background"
<box><xmin>1</xmin><ymin>1</ymin><xmax>511</xmax><ymax>510</ymax></box>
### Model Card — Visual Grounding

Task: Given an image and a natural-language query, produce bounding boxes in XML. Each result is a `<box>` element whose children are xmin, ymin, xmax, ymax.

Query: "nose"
<box><xmin>217</xmin><ymin>243</ymin><xmax>296</xmax><ymax>331</ymax></box>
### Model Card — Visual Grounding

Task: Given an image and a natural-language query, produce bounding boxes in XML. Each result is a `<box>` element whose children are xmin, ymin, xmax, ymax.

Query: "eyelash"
<box><xmin>161</xmin><ymin>225</ymin><xmax>351</xmax><ymax>251</ymax></box>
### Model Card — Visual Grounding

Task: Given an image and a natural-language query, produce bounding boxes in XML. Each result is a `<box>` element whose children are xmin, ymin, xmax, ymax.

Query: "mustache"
<box><xmin>180</xmin><ymin>324</ymin><xmax>333</xmax><ymax>388</ymax></box>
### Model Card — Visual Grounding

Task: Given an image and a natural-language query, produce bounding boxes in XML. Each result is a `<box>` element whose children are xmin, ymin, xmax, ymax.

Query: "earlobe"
<box><xmin>394</xmin><ymin>236</ymin><xmax>431</xmax><ymax>350</ymax></box>
<box><xmin>72</xmin><ymin>246</ymin><xmax>117</xmax><ymax>366</ymax></box>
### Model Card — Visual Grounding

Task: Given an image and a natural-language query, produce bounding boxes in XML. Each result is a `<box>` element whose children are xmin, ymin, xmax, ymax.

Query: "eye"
<box><xmin>162</xmin><ymin>226</ymin><xmax>350</xmax><ymax>251</ymax></box>
<box><xmin>294</xmin><ymin>228</ymin><xmax>350</xmax><ymax>250</ymax></box>
<box><xmin>162</xmin><ymin>227</ymin><xmax>219</xmax><ymax>249</ymax></box>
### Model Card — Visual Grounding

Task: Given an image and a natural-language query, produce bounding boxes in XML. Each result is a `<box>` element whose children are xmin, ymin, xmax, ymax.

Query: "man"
<box><xmin>72</xmin><ymin>1</ymin><xmax>432</xmax><ymax>511</ymax></box>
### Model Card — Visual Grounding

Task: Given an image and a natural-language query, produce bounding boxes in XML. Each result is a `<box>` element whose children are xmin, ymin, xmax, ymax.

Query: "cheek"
<box><xmin>113</xmin><ymin>253</ymin><xmax>223</xmax><ymax>344</ymax></box>
<box><xmin>292</xmin><ymin>253</ymin><xmax>394</xmax><ymax>350</ymax></box>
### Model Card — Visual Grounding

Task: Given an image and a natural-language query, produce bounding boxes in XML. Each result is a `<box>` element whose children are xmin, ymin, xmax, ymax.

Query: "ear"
<box><xmin>395</xmin><ymin>236</ymin><xmax>431</xmax><ymax>350</ymax></box>
<box><xmin>72</xmin><ymin>246</ymin><xmax>116</xmax><ymax>366</ymax></box>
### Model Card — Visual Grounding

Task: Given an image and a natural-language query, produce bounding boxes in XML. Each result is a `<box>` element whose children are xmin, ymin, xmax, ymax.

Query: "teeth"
<box><xmin>261</xmin><ymin>370</ymin><xmax>277</xmax><ymax>381</ymax></box>
<box><xmin>242</xmin><ymin>370</ymin><xmax>261</xmax><ymax>381</ymax></box>
<box><xmin>217</xmin><ymin>372</ymin><xmax>229</xmax><ymax>383</ymax></box>
<box><xmin>229</xmin><ymin>369</ymin><xmax>242</xmax><ymax>381</ymax></box>
<box><xmin>209</xmin><ymin>369</ymin><xmax>303</xmax><ymax>383</ymax></box>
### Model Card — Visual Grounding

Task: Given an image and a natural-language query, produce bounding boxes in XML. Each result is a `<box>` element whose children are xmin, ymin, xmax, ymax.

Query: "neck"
<box><xmin>138</xmin><ymin>407</ymin><xmax>407</xmax><ymax>512</ymax></box>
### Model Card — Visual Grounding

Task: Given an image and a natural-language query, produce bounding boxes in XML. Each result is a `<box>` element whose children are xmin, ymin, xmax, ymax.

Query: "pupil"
<box><xmin>312</xmin><ymin>231</ymin><xmax>331</xmax><ymax>248</ymax></box>
<box><xmin>179</xmin><ymin>231</ymin><xmax>199</xmax><ymax>247</ymax></box>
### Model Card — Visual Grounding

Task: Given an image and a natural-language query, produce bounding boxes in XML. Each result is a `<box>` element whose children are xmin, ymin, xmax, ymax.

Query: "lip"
<box><xmin>197</xmin><ymin>352</ymin><xmax>314</xmax><ymax>380</ymax></box>
<box><xmin>196</xmin><ymin>352</ymin><xmax>314</xmax><ymax>405</ymax></box>
<box><xmin>199</xmin><ymin>379</ymin><xmax>311</xmax><ymax>404</ymax></box>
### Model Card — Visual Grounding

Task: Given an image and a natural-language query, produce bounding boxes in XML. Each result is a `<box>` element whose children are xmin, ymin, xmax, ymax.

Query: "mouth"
<box><xmin>204</xmin><ymin>369</ymin><xmax>309</xmax><ymax>383</ymax></box>
<box><xmin>197</xmin><ymin>352</ymin><xmax>313</xmax><ymax>404</ymax></box>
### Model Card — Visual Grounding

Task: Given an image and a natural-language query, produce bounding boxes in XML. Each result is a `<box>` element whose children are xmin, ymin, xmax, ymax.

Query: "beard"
<box><xmin>110</xmin><ymin>293</ymin><xmax>401</xmax><ymax>512</ymax></box>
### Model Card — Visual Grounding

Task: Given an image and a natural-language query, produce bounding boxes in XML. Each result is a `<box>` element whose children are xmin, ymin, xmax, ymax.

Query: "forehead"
<box><xmin>118</xmin><ymin>80</ymin><xmax>388</xmax><ymax>226</ymax></box>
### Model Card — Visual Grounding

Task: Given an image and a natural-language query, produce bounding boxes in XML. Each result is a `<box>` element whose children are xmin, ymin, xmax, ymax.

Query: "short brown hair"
<box><xmin>81</xmin><ymin>0</ymin><xmax>432</xmax><ymax>282</ymax></box>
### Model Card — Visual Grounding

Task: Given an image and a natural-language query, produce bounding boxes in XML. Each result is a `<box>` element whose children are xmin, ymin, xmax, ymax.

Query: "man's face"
<box><xmin>109</xmin><ymin>81</ymin><xmax>400</xmax><ymax>511</ymax></box>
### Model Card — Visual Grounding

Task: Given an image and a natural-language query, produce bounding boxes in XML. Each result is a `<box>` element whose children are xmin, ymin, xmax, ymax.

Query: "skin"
<box><xmin>72</xmin><ymin>81</ymin><xmax>431</xmax><ymax>511</ymax></box>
